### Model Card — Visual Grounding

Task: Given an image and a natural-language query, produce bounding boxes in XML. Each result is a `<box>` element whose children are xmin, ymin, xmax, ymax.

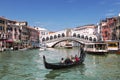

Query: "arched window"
<box><xmin>93</xmin><ymin>38</ymin><xmax>96</xmax><ymax>42</ymax></box>
<box><xmin>50</xmin><ymin>36</ymin><xmax>53</xmax><ymax>40</ymax></box>
<box><xmin>46</xmin><ymin>37</ymin><xmax>49</xmax><ymax>41</ymax></box>
<box><xmin>58</xmin><ymin>34</ymin><xmax>61</xmax><ymax>38</ymax></box>
<box><xmin>77</xmin><ymin>34</ymin><xmax>80</xmax><ymax>38</ymax></box>
<box><xmin>42</xmin><ymin>38</ymin><xmax>45</xmax><ymax>41</ymax></box>
<box><xmin>54</xmin><ymin>35</ymin><xmax>57</xmax><ymax>39</ymax></box>
<box><xmin>81</xmin><ymin>35</ymin><xmax>84</xmax><ymax>39</ymax></box>
<box><xmin>89</xmin><ymin>37</ymin><xmax>92</xmax><ymax>41</ymax></box>
<box><xmin>62</xmin><ymin>33</ymin><xmax>65</xmax><ymax>37</ymax></box>
<box><xmin>85</xmin><ymin>36</ymin><xmax>88</xmax><ymax>40</ymax></box>
<box><xmin>73</xmin><ymin>33</ymin><xmax>76</xmax><ymax>37</ymax></box>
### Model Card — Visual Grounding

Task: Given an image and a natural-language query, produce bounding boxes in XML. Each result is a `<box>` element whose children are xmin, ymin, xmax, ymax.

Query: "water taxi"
<box><xmin>84</xmin><ymin>42</ymin><xmax>108</xmax><ymax>54</ymax></box>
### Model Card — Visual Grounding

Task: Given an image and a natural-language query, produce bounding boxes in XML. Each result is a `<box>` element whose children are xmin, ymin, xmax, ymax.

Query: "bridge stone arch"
<box><xmin>43</xmin><ymin>37</ymin><xmax>94</xmax><ymax>47</ymax></box>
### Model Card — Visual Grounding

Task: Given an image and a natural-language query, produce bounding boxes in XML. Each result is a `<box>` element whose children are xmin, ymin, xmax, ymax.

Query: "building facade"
<box><xmin>0</xmin><ymin>17</ymin><xmax>39</xmax><ymax>51</ymax></box>
<box><xmin>100</xmin><ymin>17</ymin><xmax>117</xmax><ymax>41</ymax></box>
<box><xmin>0</xmin><ymin>17</ymin><xmax>7</xmax><ymax>51</ymax></box>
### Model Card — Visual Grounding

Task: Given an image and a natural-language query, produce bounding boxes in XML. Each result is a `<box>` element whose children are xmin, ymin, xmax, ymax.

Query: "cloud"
<box><xmin>105</xmin><ymin>9</ymin><xmax>117</xmax><ymax>17</ymax></box>
<box><xmin>105</xmin><ymin>12</ymin><xmax>116</xmax><ymax>17</ymax></box>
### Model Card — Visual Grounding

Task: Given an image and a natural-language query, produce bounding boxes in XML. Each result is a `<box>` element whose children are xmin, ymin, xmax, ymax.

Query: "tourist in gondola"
<box><xmin>75</xmin><ymin>55</ymin><xmax>80</xmax><ymax>62</ymax></box>
<box><xmin>64</xmin><ymin>57</ymin><xmax>73</xmax><ymax>64</ymax></box>
<box><xmin>70</xmin><ymin>55</ymin><xmax>75</xmax><ymax>62</ymax></box>
<box><xmin>60</xmin><ymin>58</ymin><xmax>64</xmax><ymax>63</ymax></box>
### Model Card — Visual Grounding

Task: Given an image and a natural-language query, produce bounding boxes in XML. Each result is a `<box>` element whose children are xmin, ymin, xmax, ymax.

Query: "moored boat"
<box><xmin>84</xmin><ymin>42</ymin><xmax>108</xmax><ymax>55</ymax></box>
<box><xmin>43</xmin><ymin>55</ymin><xmax>84</xmax><ymax>69</ymax></box>
<box><xmin>105</xmin><ymin>40</ymin><xmax>119</xmax><ymax>52</ymax></box>
<box><xmin>64</xmin><ymin>43</ymin><xmax>73</xmax><ymax>49</ymax></box>
<box><xmin>19</xmin><ymin>48</ymin><xmax>28</xmax><ymax>51</ymax></box>
<box><xmin>116</xmin><ymin>49</ymin><xmax>120</xmax><ymax>54</ymax></box>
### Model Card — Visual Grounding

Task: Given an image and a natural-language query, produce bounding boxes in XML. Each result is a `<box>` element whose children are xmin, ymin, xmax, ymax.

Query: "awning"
<box><xmin>6</xmin><ymin>39</ymin><xmax>14</xmax><ymax>43</ymax></box>
<box><xmin>0</xmin><ymin>38</ymin><xmax>7</xmax><ymax>41</ymax></box>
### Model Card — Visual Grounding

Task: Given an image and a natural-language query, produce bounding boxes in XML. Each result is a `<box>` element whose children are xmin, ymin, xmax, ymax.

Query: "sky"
<box><xmin>0</xmin><ymin>0</ymin><xmax>120</xmax><ymax>31</ymax></box>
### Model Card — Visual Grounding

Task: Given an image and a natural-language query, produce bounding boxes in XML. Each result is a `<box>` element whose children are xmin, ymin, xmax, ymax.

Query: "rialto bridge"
<box><xmin>40</xmin><ymin>29</ymin><xmax>98</xmax><ymax>47</ymax></box>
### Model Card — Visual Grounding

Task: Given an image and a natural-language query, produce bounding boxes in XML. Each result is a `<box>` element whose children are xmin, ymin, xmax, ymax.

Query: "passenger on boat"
<box><xmin>64</xmin><ymin>57</ymin><xmax>73</xmax><ymax>64</ymax></box>
<box><xmin>70</xmin><ymin>55</ymin><xmax>75</xmax><ymax>62</ymax></box>
<box><xmin>60</xmin><ymin>58</ymin><xmax>64</xmax><ymax>63</ymax></box>
<box><xmin>75</xmin><ymin>55</ymin><xmax>80</xmax><ymax>62</ymax></box>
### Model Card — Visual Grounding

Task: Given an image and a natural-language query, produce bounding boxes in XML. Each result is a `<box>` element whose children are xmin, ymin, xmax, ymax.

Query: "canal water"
<box><xmin>0</xmin><ymin>48</ymin><xmax>120</xmax><ymax>80</ymax></box>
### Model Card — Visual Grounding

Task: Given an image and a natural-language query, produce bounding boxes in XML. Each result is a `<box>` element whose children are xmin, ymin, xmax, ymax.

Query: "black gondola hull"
<box><xmin>43</xmin><ymin>55</ymin><xmax>83</xmax><ymax>69</ymax></box>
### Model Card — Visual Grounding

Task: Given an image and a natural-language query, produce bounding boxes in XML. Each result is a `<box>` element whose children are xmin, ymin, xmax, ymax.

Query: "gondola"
<box><xmin>43</xmin><ymin>55</ymin><xmax>84</xmax><ymax>69</ymax></box>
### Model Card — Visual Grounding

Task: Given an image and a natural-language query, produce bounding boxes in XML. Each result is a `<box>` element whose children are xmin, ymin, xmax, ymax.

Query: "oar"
<box><xmin>78</xmin><ymin>46</ymin><xmax>80</xmax><ymax>57</ymax></box>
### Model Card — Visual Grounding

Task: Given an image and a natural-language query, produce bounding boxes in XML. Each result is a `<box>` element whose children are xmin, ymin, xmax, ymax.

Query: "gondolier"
<box><xmin>80</xmin><ymin>44</ymin><xmax>86</xmax><ymax>62</ymax></box>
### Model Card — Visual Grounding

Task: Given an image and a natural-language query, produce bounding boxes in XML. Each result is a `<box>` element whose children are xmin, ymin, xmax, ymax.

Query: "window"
<box><xmin>81</xmin><ymin>35</ymin><xmax>84</xmax><ymax>39</ymax></box>
<box><xmin>46</xmin><ymin>37</ymin><xmax>49</xmax><ymax>41</ymax></box>
<box><xmin>0</xmin><ymin>26</ymin><xmax>2</xmax><ymax>30</ymax></box>
<box><xmin>77</xmin><ymin>34</ymin><xmax>80</xmax><ymax>38</ymax></box>
<box><xmin>87</xmin><ymin>45</ymin><xmax>93</xmax><ymax>48</ymax></box>
<box><xmin>0</xmin><ymin>20</ymin><xmax>5</xmax><ymax>24</ymax></box>
<box><xmin>85</xmin><ymin>36</ymin><xmax>88</xmax><ymax>40</ymax></box>
<box><xmin>58</xmin><ymin>34</ymin><xmax>61</xmax><ymax>38</ymax></box>
<box><xmin>54</xmin><ymin>35</ymin><xmax>57</xmax><ymax>39</ymax></box>
<box><xmin>42</xmin><ymin>38</ymin><xmax>45</xmax><ymax>41</ymax></box>
<box><xmin>62</xmin><ymin>33</ymin><xmax>65</xmax><ymax>37</ymax></box>
<box><xmin>50</xmin><ymin>36</ymin><xmax>53</xmax><ymax>40</ymax></box>
<box><xmin>73</xmin><ymin>33</ymin><xmax>76</xmax><ymax>37</ymax></box>
<box><xmin>89</xmin><ymin>37</ymin><xmax>92</xmax><ymax>41</ymax></box>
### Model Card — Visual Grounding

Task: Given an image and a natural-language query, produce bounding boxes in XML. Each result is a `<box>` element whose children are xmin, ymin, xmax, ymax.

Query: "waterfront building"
<box><xmin>73</xmin><ymin>24</ymin><xmax>97</xmax><ymax>35</ymax></box>
<box><xmin>0</xmin><ymin>17</ymin><xmax>7</xmax><ymax>51</ymax></box>
<box><xmin>100</xmin><ymin>17</ymin><xmax>117</xmax><ymax>41</ymax></box>
<box><xmin>116</xmin><ymin>14</ymin><xmax>120</xmax><ymax>40</ymax></box>
<box><xmin>99</xmin><ymin>14</ymin><xmax>120</xmax><ymax>51</ymax></box>
<box><xmin>6</xmin><ymin>21</ymin><xmax>28</xmax><ymax>50</ymax></box>
<box><xmin>116</xmin><ymin>14</ymin><xmax>120</xmax><ymax>49</ymax></box>
<box><xmin>0</xmin><ymin>16</ymin><xmax>40</xmax><ymax>51</ymax></box>
<box><xmin>96</xmin><ymin>23</ymin><xmax>103</xmax><ymax>41</ymax></box>
<box><xmin>28</xmin><ymin>27</ymin><xmax>39</xmax><ymax>48</ymax></box>
<box><xmin>34</xmin><ymin>27</ymin><xmax>49</xmax><ymax>47</ymax></box>
<box><xmin>34</xmin><ymin>27</ymin><xmax>49</xmax><ymax>41</ymax></box>
<box><xmin>73</xmin><ymin>24</ymin><xmax>97</xmax><ymax>46</ymax></box>
<box><xmin>20</xmin><ymin>23</ymin><xmax>30</xmax><ymax>49</ymax></box>
<box><xmin>0</xmin><ymin>17</ymin><xmax>27</xmax><ymax>50</ymax></box>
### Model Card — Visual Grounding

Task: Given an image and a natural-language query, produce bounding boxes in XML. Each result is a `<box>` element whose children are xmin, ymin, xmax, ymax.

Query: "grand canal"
<box><xmin>0</xmin><ymin>48</ymin><xmax>120</xmax><ymax>80</ymax></box>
